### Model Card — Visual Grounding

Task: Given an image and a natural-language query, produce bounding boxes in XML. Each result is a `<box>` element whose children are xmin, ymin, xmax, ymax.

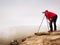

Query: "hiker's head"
<box><xmin>45</xmin><ymin>10</ymin><xmax>48</xmax><ymax>12</ymax></box>
<box><xmin>42</xmin><ymin>10</ymin><xmax>48</xmax><ymax>13</ymax></box>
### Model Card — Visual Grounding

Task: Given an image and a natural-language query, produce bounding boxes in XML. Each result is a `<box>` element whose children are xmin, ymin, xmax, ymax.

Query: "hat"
<box><xmin>42</xmin><ymin>10</ymin><xmax>48</xmax><ymax>13</ymax></box>
<box><xmin>45</xmin><ymin>10</ymin><xmax>48</xmax><ymax>12</ymax></box>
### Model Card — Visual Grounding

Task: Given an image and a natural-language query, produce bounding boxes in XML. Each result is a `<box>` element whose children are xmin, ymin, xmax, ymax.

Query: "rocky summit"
<box><xmin>20</xmin><ymin>31</ymin><xmax>60</xmax><ymax>45</ymax></box>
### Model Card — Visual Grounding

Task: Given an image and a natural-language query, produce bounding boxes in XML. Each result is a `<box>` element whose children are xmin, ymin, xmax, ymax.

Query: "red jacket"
<box><xmin>45</xmin><ymin>11</ymin><xmax>57</xmax><ymax>21</ymax></box>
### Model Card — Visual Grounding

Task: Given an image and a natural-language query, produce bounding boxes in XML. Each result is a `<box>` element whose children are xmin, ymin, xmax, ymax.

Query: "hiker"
<box><xmin>9</xmin><ymin>40</ymin><xmax>19</xmax><ymax>45</ymax></box>
<box><xmin>42</xmin><ymin>10</ymin><xmax>58</xmax><ymax>32</ymax></box>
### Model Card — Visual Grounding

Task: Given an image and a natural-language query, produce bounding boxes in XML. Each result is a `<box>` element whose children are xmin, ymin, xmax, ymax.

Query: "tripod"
<box><xmin>37</xmin><ymin>15</ymin><xmax>49</xmax><ymax>33</ymax></box>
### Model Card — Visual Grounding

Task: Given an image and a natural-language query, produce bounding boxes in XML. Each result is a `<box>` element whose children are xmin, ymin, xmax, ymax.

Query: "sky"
<box><xmin>0</xmin><ymin>0</ymin><xmax>60</xmax><ymax>41</ymax></box>
<box><xmin>0</xmin><ymin>0</ymin><xmax>60</xmax><ymax>29</ymax></box>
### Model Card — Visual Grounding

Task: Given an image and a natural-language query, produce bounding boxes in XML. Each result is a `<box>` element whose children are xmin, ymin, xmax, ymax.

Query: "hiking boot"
<box><xmin>48</xmin><ymin>30</ymin><xmax>53</xmax><ymax>32</ymax></box>
<box><xmin>54</xmin><ymin>30</ymin><xmax>57</xmax><ymax>32</ymax></box>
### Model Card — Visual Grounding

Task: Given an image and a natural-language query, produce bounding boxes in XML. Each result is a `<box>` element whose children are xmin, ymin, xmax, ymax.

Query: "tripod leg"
<box><xmin>46</xmin><ymin>18</ymin><xmax>50</xmax><ymax>31</ymax></box>
<box><xmin>37</xmin><ymin>15</ymin><xmax>45</xmax><ymax>32</ymax></box>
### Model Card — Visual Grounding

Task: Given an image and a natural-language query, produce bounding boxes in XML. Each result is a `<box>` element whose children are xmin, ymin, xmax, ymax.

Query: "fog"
<box><xmin>0</xmin><ymin>0</ymin><xmax>60</xmax><ymax>45</ymax></box>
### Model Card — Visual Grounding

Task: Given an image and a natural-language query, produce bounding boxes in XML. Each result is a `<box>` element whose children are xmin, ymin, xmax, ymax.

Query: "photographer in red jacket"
<box><xmin>43</xmin><ymin>10</ymin><xmax>58</xmax><ymax>32</ymax></box>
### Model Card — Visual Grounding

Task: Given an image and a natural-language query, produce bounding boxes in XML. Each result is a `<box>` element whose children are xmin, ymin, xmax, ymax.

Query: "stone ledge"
<box><xmin>35</xmin><ymin>31</ymin><xmax>60</xmax><ymax>36</ymax></box>
<box><xmin>20</xmin><ymin>31</ymin><xmax>60</xmax><ymax>45</ymax></box>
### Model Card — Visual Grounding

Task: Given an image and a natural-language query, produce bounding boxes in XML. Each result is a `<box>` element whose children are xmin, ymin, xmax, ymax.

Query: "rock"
<box><xmin>34</xmin><ymin>32</ymin><xmax>50</xmax><ymax>36</ymax></box>
<box><xmin>50</xmin><ymin>31</ymin><xmax>60</xmax><ymax>35</ymax></box>
<box><xmin>20</xmin><ymin>31</ymin><xmax>60</xmax><ymax>45</ymax></box>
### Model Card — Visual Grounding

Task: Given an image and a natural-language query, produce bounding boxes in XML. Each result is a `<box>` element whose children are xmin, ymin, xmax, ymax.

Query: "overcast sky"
<box><xmin>0</xmin><ymin>0</ymin><xmax>60</xmax><ymax>29</ymax></box>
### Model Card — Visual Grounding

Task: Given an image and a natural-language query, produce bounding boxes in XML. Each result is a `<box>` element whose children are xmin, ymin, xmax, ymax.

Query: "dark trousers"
<box><xmin>49</xmin><ymin>15</ymin><xmax>57</xmax><ymax>31</ymax></box>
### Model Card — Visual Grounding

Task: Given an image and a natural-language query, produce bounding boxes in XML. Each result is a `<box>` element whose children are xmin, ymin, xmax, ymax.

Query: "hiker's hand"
<box><xmin>50</xmin><ymin>18</ymin><xmax>52</xmax><ymax>21</ymax></box>
<box><xmin>48</xmin><ymin>21</ymin><xmax>50</xmax><ymax>23</ymax></box>
<box><xmin>47</xmin><ymin>20</ymin><xmax>50</xmax><ymax>23</ymax></box>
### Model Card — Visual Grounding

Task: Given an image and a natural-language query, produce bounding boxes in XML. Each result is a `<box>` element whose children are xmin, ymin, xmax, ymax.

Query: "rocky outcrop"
<box><xmin>20</xmin><ymin>31</ymin><xmax>60</xmax><ymax>45</ymax></box>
